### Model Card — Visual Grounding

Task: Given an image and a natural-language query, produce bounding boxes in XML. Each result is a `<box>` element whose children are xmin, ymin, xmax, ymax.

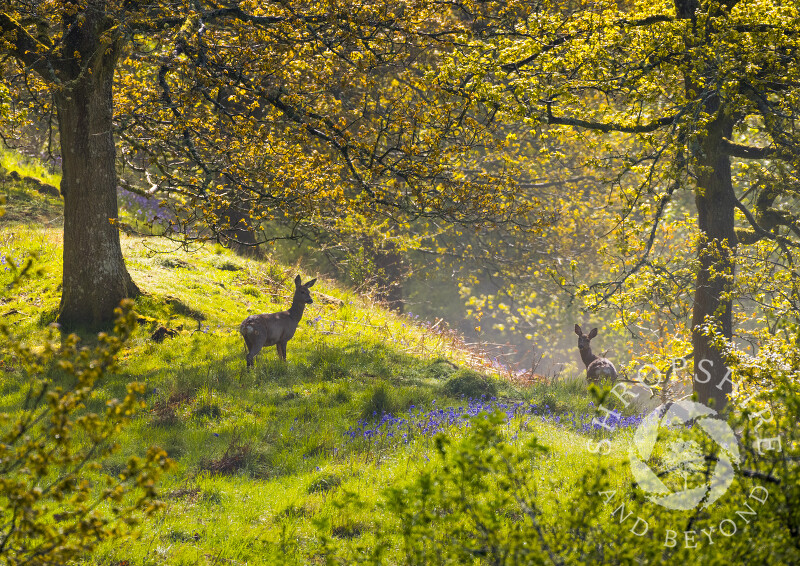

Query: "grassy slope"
<box><xmin>0</xmin><ymin>161</ymin><xmax>639</xmax><ymax>565</ymax></box>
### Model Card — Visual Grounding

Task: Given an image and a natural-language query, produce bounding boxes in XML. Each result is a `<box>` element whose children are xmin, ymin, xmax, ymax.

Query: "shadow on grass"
<box><xmin>104</xmin><ymin>337</ymin><xmax>465</xmax><ymax>480</ymax></box>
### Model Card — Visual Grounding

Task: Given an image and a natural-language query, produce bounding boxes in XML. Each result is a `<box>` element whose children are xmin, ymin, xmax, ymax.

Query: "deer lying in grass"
<box><xmin>574</xmin><ymin>324</ymin><xmax>617</xmax><ymax>384</ymax></box>
<box><xmin>240</xmin><ymin>275</ymin><xmax>317</xmax><ymax>367</ymax></box>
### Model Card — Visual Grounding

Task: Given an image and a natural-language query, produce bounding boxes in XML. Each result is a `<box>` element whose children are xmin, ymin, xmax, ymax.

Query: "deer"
<box><xmin>574</xmin><ymin>324</ymin><xmax>618</xmax><ymax>384</ymax></box>
<box><xmin>240</xmin><ymin>275</ymin><xmax>317</xmax><ymax>367</ymax></box>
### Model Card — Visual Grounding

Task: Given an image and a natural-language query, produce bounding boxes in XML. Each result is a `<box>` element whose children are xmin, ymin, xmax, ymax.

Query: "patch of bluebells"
<box><xmin>345</xmin><ymin>398</ymin><xmax>646</xmax><ymax>446</ymax></box>
<box><xmin>0</xmin><ymin>252</ymin><xmax>28</xmax><ymax>272</ymax></box>
<box><xmin>118</xmin><ymin>187</ymin><xmax>175</xmax><ymax>224</ymax></box>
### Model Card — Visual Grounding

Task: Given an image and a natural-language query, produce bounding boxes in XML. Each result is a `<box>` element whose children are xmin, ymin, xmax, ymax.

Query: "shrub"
<box><xmin>424</xmin><ymin>358</ymin><xmax>458</xmax><ymax>380</ymax></box>
<box><xmin>0</xmin><ymin>300</ymin><xmax>173</xmax><ymax>564</ymax></box>
<box><xmin>317</xmin><ymin>340</ymin><xmax>800</xmax><ymax>565</ymax></box>
<box><xmin>442</xmin><ymin>368</ymin><xmax>497</xmax><ymax>399</ymax></box>
<box><xmin>320</xmin><ymin>402</ymin><xmax>800</xmax><ymax>565</ymax></box>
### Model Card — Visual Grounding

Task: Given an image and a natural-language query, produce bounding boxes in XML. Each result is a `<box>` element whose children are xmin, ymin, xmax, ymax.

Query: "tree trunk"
<box><xmin>55</xmin><ymin>44</ymin><xmax>139</xmax><ymax>328</ymax></box>
<box><xmin>217</xmin><ymin>190</ymin><xmax>261</xmax><ymax>256</ymax></box>
<box><xmin>372</xmin><ymin>240</ymin><xmax>405</xmax><ymax>313</ymax></box>
<box><xmin>691</xmin><ymin>115</ymin><xmax>737</xmax><ymax>411</ymax></box>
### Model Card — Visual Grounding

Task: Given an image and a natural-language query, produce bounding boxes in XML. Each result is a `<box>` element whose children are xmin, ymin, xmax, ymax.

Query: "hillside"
<box><xmin>1</xmin><ymin>159</ymin><xmax>798</xmax><ymax>565</ymax></box>
<box><xmin>0</xmin><ymin>161</ymin><xmax>616</xmax><ymax>560</ymax></box>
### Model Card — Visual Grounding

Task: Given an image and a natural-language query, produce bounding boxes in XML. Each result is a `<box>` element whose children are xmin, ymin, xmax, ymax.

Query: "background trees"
<box><xmin>440</xmin><ymin>0</ymin><xmax>800</xmax><ymax>408</ymax></box>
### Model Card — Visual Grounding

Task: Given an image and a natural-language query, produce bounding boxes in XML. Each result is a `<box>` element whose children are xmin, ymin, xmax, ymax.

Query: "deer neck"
<box><xmin>579</xmin><ymin>347</ymin><xmax>597</xmax><ymax>368</ymax></box>
<box><xmin>288</xmin><ymin>296</ymin><xmax>307</xmax><ymax>322</ymax></box>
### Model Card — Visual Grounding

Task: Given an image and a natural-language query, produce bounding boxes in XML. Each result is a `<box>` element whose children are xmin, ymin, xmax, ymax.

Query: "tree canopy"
<box><xmin>433</xmin><ymin>0</ymin><xmax>800</xmax><ymax>409</ymax></box>
<box><xmin>0</xmin><ymin>0</ymin><xmax>544</xmax><ymax>326</ymax></box>
<box><xmin>2</xmin><ymin>0</ymin><xmax>798</xmax><ymax>409</ymax></box>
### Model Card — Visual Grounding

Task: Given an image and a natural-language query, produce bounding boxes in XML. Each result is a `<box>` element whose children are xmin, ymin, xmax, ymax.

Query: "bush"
<box><xmin>442</xmin><ymin>368</ymin><xmax>497</xmax><ymax>399</ymax></box>
<box><xmin>0</xmin><ymin>300</ymin><xmax>173</xmax><ymax>564</ymax></box>
<box><xmin>424</xmin><ymin>358</ymin><xmax>458</xmax><ymax>380</ymax></box>
<box><xmin>318</xmin><ymin>401</ymin><xmax>800</xmax><ymax>565</ymax></box>
<box><xmin>313</xmin><ymin>334</ymin><xmax>800</xmax><ymax>565</ymax></box>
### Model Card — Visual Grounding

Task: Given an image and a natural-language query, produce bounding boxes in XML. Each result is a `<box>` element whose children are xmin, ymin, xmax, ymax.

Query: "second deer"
<box><xmin>574</xmin><ymin>324</ymin><xmax>618</xmax><ymax>384</ymax></box>
<box><xmin>240</xmin><ymin>275</ymin><xmax>317</xmax><ymax>367</ymax></box>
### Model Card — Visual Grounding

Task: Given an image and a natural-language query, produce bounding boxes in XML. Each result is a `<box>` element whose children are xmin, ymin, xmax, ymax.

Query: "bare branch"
<box><xmin>547</xmin><ymin>104</ymin><xmax>678</xmax><ymax>133</ymax></box>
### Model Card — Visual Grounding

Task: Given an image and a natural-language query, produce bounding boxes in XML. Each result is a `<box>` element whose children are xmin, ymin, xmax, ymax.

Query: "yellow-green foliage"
<box><xmin>1</xmin><ymin>295</ymin><xmax>173</xmax><ymax>563</ymax></box>
<box><xmin>2</xmin><ymin>183</ymin><xmax>172</xmax><ymax>563</ymax></box>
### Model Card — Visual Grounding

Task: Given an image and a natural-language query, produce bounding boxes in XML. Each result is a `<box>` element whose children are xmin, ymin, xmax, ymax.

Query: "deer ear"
<box><xmin>574</xmin><ymin>324</ymin><xmax>582</xmax><ymax>336</ymax></box>
<box><xmin>295</xmin><ymin>274</ymin><xmax>302</xmax><ymax>287</ymax></box>
<box><xmin>588</xmin><ymin>328</ymin><xmax>598</xmax><ymax>339</ymax></box>
<box><xmin>305</xmin><ymin>278</ymin><xmax>317</xmax><ymax>288</ymax></box>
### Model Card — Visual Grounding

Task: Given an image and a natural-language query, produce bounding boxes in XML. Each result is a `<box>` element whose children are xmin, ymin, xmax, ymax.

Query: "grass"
<box><xmin>0</xmin><ymin>147</ymin><xmax>61</xmax><ymax>187</ymax></box>
<box><xmin>0</xmin><ymin>167</ymin><xmax>648</xmax><ymax>565</ymax></box>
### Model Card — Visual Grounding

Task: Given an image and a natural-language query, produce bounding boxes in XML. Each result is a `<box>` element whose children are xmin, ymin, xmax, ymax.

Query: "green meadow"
<box><xmin>1</xmin><ymin>158</ymin><xmax>797</xmax><ymax>565</ymax></box>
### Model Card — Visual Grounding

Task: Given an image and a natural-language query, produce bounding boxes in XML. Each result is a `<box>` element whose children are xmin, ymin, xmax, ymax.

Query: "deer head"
<box><xmin>574</xmin><ymin>324</ymin><xmax>598</xmax><ymax>352</ymax></box>
<box><xmin>293</xmin><ymin>274</ymin><xmax>317</xmax><ymax>305</ymax></box>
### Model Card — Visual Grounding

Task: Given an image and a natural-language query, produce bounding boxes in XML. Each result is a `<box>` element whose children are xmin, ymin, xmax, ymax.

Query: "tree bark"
<box><xmin>691</xmin><ymin>114</ymin><xmax>737</xmax><ymax>411</ymax></box>
<box><xmin>217</xmin><ymin>190</ymin><xmax>262</xmax><ymax>257</ymax></box>
<box><xmin>372</xmin><ymin>240</ymin><xmax>405</xmax><ymax>313</ymax></box>
<box><xmin>55</xmin><ymin>35</ymin><xmax>139</xmax><ymax>327</ymax></box>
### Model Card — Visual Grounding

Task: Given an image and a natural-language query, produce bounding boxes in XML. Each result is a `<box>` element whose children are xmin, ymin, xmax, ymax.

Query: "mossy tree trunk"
<box><xmin>690</xmin><ymin>112</ymin><xmax>737</xmax><ymax>411</ymax></box>
<box><xmin>54</xmin><ymin>7</ymin><xmax>139</xmax><ymax>327</ymax></box>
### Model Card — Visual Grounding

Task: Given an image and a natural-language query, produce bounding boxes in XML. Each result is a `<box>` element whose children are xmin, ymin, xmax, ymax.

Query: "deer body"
<box><xmin>574</xmin><ymin>324</ymin><xmax>617</xmax><ymax>384</ymax></box>
<box><xmin>240</xmin><ymin>275</ymin><xmax>316</xmax><ymax>366</ymax></box>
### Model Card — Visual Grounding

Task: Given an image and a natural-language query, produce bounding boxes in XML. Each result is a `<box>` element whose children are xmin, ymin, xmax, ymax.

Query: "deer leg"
<box><xmin>276</xmin><ymin>341</ymin><xmax>287</xmax><ymax>361</ymax></box>
<box><xmin>242</xmin><ymin>335</ymin><xmax>254</xmax><ymax>367</ymax></box>
<box><xmin>246</xmin><ymin>339</ymin><xmax>266</xmax><ymax>368</ymax></box>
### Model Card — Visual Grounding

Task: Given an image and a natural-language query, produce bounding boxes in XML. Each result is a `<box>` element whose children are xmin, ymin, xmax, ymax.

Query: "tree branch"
<box><xmin>721</xmin><ymin>138</ymin><xmax>791</xmax><ymax>160</ymax></box>
<box><xmin>500</xmin><ymin>14</ymin><xmax>673</xmax><ymax>72</ymax></box>
<box><xmin>733</xmin><ymin>194</ymin><xmax>799</xmax><ymax>268</ymax></box>
<box><xmin>0</xmin><ymin>13</ymin><xmax>54</xmax><ymax>78</ymax></box>
<box><xmin>546</xmin><ymin>104</ymin><xmax>678</xmax><ymax>133</ymax></box>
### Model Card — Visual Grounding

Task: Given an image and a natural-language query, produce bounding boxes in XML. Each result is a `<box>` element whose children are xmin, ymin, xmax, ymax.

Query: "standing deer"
<box><xmin>240</xmin><ymin>275</ymin><xmax>317</xmax><ymax>366</ymax></box>
<box><xmin>574</xmin><ymin>324</ymin><xmax>618</xmax><ymax>384</ymax></box>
